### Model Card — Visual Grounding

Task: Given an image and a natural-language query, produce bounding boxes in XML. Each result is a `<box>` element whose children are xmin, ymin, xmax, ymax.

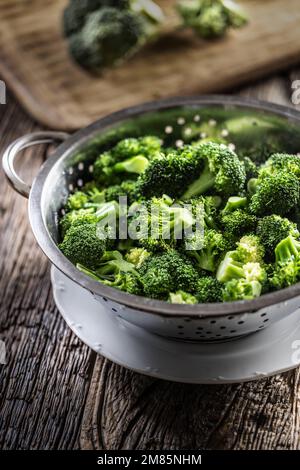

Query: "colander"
<box><xmin>3</xmin><ymin>95</ymin><xmax>300</xmax><ymax>343</ymax></box>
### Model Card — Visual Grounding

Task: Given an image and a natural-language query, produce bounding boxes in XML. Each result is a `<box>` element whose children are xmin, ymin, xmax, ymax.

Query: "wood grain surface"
<box><xmin>1</xmin><ymin>72</ymin><xmax>300</xmax><ymax>450</ymax></box>
<box><xmin>1</xmin><ymin>0</ymin><xmax>300</xmax><ymax>130</ymax></box>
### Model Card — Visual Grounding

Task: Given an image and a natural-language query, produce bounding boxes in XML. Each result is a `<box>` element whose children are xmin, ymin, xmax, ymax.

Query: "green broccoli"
<box><xmin>63</xmin><ymin>1</ymin><xmax>164</xmax><ymax>71</ymax></box>
<box><xmin>249</xmin><ymin>172</ymin><xmax>300</xmax><ymax>217</ymax></box>
<box><xmin>217</xmin><ymin>253</ymin><xmax>266</xmax><ymax>301</ymax></box>
<box><xmin>257</xmin><ymin>215</ymin><xmax>299</xmax><ymax>259</ymax></box>
<box><xmin>131</xmin><ymin>195</ymin><xmax>194</xmax><ymax>252</ymax></box>
<box><xmin>221</xmin><ymin>209</ymin><xmax>257</xmax><ymax>239</ymax></box>
<box><xmin>94</xmin><ymin>136</ymin><xmax>161</xmax><ymax>186</ymax></box>
<box><xmin>60</xmin><ymin>208</ymin><xmax>98</xmax><ymax>237</ymax></box>
<box><xmin>222</xmin><ymin>196</ymin><xmax>247</xmax><ymax>214</ymax></box>
<box><xmin>177</xmin><ymin>0</ymin><xmax>248</xmax><ymax>39</ymax></box>
<box><xmin>59</xmin><ymin>222</ymin><xmax>108</xmax><ymax>269</ymax></box>
<box><xmin>195</xmin><ymin>276</ymin><xmax>223</xmax><ymax>302</ymax></box>
<box><xmin>104</xmin><ymin>180</ymin><xmax>138</xmax><ymax>205</ymax></box>
<box><xmin>191</xmin><ymin>195</ymin><xmax>221</xmax><ymax>229</ymax></box>
<box><xmin>169</xmin><ymin>291</ymin><xmax>198</xmax><ymax>304</ymax></box>
<box><xmin>182</xmin><ymin>142</ymin><xmax>246</xmax><ymax>199</ymax></box>
<box><xmin>138</xmin><ymin>250</ymin><xmax>199</xmax><ymax>299</ymax></box>
<box><xmin>66</xmin><ymin>191</ymin><xmax>89</xmax><ymax>211</ymax></box>
<box><xmin>125</xmin><ymin>247</ymin><xmax>151</xmax><ymax>268</ymax></box>
<box><xmin>270</xmin><ymin>235</ymin><xmax>300</xmax><ymax>290</ymax></box>
<box><xmin>137</xmin><ymin>147</ymin><xmax>203</xmax><ymax>199</ymax></box>
<box><xmin>187</xmin><ymin>229</ymin><xmax>230</xmax><ymax>272</ymax></box>
<box><xmin>77</xmin><ymin>249</ymin><xmax>144</xmax><ymax>293</ymax></box>
<box><xmin>235</xmin><ymin>235</ymin><xmax>265</xmax><ymax>264</ymax></box>
<box><xmin>260</xmin><ymin>153</ymin><xmax>300</xmax><ymax>179</ymax></box>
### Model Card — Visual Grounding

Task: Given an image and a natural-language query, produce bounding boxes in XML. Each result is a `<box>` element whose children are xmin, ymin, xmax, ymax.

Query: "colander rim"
<box><xmin>29</xmin><ymin>94</ymin><xmax>300</xmax><ymax>318</ymax></box>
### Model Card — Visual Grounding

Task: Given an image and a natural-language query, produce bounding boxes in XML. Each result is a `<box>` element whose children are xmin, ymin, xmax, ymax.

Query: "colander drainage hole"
<box><xmin>260</xmin><ymin>312</ymin><xmax>267</xmax><ymax>317</ymax></box>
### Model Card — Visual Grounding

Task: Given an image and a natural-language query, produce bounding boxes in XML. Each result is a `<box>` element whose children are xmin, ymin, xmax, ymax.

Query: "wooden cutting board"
<box><xmin>0</xmin><ymin>0</ymin><xmax>300</xmax><ymax>131</ymax></box>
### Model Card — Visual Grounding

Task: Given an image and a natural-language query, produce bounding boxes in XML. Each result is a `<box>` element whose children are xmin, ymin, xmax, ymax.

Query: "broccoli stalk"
<box><xmin>275</xmin><ymin>235</ymin><xmax>300</xmax><ymax>264</ymax></box>
<box><xmin>182</xmin><ymin>142</ymin><xmax>246</xmax><ymax>200</ymax></box>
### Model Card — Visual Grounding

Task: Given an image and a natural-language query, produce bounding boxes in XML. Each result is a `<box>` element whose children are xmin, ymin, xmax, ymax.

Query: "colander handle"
<box><xmin>2</xmin><ymin>131</ymin><xmax>70</xmax><ymax>198</ymax></box>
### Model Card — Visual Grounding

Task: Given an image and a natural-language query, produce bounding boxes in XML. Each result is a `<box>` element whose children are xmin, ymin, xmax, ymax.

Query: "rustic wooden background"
<box><xmin>1</xmin><ymin>70</ymin><xmax>300</xmax><ymax>449</ymax></box>
<box><xmin>1</xmin><ymin>0</ymin><xmax>300</xmax><ymax>130</ymax></box>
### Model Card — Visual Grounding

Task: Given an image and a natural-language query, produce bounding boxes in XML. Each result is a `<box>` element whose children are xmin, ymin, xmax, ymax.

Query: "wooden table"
<box><xmin>1</xmin><ymin>71</ymin><xmax>300</xmax><ymax>450</ymax></box>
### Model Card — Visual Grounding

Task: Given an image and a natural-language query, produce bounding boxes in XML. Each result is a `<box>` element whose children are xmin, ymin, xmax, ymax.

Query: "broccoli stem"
<box><xmin>182</xmin><ymin>165</ymin><xmax>215</xmax><ymax>200</ymax></box>
<box><xmin>223</xmin><ymin>196</ymin><xmax>247</xmax><ymax>214</ymax></box>
<box><xmin>216</xmin><ymin>253</ymin><xmax>244</xmax><ymax>283</ymax></box>
<box><xmin>130</xmin><ymin>0</ymin><xmax>165</xmax><ymax>24</ymax></box>
<box><xmin>275</xmin><ymin>235</ymin><xmax>300</xmax><ymax>264</ymax></box>
<box><xmin>114</xmin><ymin>155</ymin><xmax>149</xmax><ymax>174</ymax></box>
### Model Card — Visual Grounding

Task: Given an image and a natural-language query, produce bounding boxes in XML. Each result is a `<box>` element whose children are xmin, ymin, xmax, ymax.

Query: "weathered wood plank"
<box><xmin>0</xmin><ymin>92</ymin><xmax>95</xmax><ymax>450</ymax></box>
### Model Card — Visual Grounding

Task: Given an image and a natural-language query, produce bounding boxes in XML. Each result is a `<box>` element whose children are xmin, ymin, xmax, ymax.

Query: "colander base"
<box><xmin>51</xmin><ymin>267</ymin><xmax>300</xmax><ymax>384</ymax></box>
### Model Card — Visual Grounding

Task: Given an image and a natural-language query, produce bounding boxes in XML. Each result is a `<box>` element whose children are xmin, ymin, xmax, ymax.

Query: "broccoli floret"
<box><xmin>94</xmin><ymin>137</ymin><xmax>160</xmax><ymax>186</ymax></box>
<box><xmin>125</xmin><ymin>247</ymin><xmax>150</xmax><ymax>268</ymax></box>
<box><xmin>113</xmin><ymin>136</ymin><xmax>162</xmax><ymax>160</ymax></box>
<box><xmin>257</xmin><ymin>215</ymin><xmax>299</xmax><ymax>259</ymax></box>
<box><xmin>260</xmin><ymin>153</ymin><xmax>300</xmax><ymax>178</ymax></box>
<box><xmin>132</xmin><ymin>195</ymin><xmax>194</xmax><ymax>252</ymax></box>
<box><xmin>242</xmin><ymin>156</ymin><xmax>258</xmax><ymax>181</ymax></box>
<box><xmin>137</xmin><ymin>147</ymin><xmax>203</xmax><ymax>199</ymax></box>
<box><xmin>195</xmin><ymin>276</ymin><xmax>223</xmax><ymax>302</ymax></box>
<box><xmin>236</xmin><ymin>235</ymin><xmax>265</xmax><ymax>264</ymax></box>
<box><xmin>249</xmin><ymin>172</ymin><xmax>300</xmax><ymax>217</ymax></box>
<box><xmin>139</xmin><ymin>250</ymin><xmax>199</xmax><ymax>299</ymax></box>
<box><xmin>270</xmin><ymin>235</ymin><xmax>300</xmax><ymax>290</ymax></box>
<box><xmin>169</xmin><ymin>291</ymin><xmax>198</xmax><ymax>304</ymax></box>
<box><xmin>104</xmin><ymin>180</ymin><xmax>138</xmax><ymax>205</ymax></box>
<box><xmin>59</xmin><ymin>222</ymin><xmax>108</xmax><ymax>269</ymax></box>
<box><xmin>222</xmin><ymin>278</ymin><xmax>262</xmax><ymax>301</ymax></box>
<box><xmin>191</xmin><ymin>195</ymin><xmax>221</xmax><ymax>229</ymax></box>
<box><xmin>221</xmin><ymin>210</ymin><xmax>257</xmax><ymax>239</ymax></box>
<box><xmin>217</xmin><ymin>252</ymin><xmax>266</xmax><ymax>301</ymax></box>
<box><xmin>177</xmin><ymin>0</ymin><xmax>247</xmax><ymax>39</ymax></box>
<box><xmin>66</xmin><ymin>191</ymin><xmax>89</xmax><ymax>211</ymax></box>
<box><xmin>63</xmin><ymin>1</ymin><xmax>164</xmax><ymax>71</ymax></box>
<box><xmin>187</xmin><ymin>229</ymin><xmax>230</xmax><ymax>272</ymax></box>
<box><xmin>60</xmin><ymin>208</ymin><xmax>98</xmax><ymax>237</ymax></box>
<box><xmin>77</xmin><ymin>260</ymin><xmax>143</xmax><ymax>294</ymax></box>
<box><xmin>182</xmin><ymin>142</ymin><xmax>246</xmax><ymax>199</ymax></box>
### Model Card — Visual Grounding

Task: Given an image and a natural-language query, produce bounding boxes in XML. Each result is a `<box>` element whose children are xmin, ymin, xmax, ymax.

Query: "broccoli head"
<box><xmin>249</xmin><ymin>172</ymin><xmax>300</xmax><ymax>217</ymax></box>
<box><xmin>59</xmin><ymin>222</ymin><xmax>108</xmax><ymax>269</ymax></box>
<box><xmin>94</xmin><ymin>136</ymin><xmax>160</xmax><ymax>186</ymax></box>
<box><xmin>260</xmin><ymin>153</ymin><xmax>300</xmax><ymax>179</ymax></box>
<box><xmin>257</xmin><ymin>215</ymin><xmax>299</xmax><ymax>259</ymax></box>
<box><xmin>63</xmin><ymin>1</ymin><xmax>164</xmax><ymax>71</ymax></box>
<box><xmin>235</xmin><ymin>235</ymin><xmax>265</xmax><ymax>264</ymax></box>
<box><xmin>60</xmin><ymin>208</ymin><xmax>98</xmax><ymax>237</ymax></box>
<box><xmin>221</xmin><ymin>209</ymin><xmax>257</xmax><ymax>239</ymax></box>
<box><xmin>217</xmin><ymin>252</ymin><xmax>266</xmax><ymax>301</ymax></box>
<box><xmin>169</xmin><ymin>291</ymin><xmax>198</xmax><ymax>304</ymax></box>
<box><xmin>195</xmin><ymin>276</ymin><xmax>223</xmax><ymax>302</ymax></box>
<box><xmin>177</xmin><ymin>0</ymin><xmax>247</xmax><ymax>39</ymax></box>
<box><xmin>131</xmin><ymin>195</ymin><xmax>194</xmax><ymax>252</ymax></box>
<box><xmin>138</xmin><ymin>250</ymin><xmax>199</xmax><ymax>299</ymax></box>
<box><xmin>187</xmin><ymin>228</ymin><xmax>230</xmax><ymax>272</ymax></box>
<box><xmin>182</xmin><ymin>142</ymin><xmax>246</xmax><ymax>200</ymax></box>
<box><xmin>137</xmin><ymin>147</ymin><xmax>203</xmax><ymax>199</ymax></box>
